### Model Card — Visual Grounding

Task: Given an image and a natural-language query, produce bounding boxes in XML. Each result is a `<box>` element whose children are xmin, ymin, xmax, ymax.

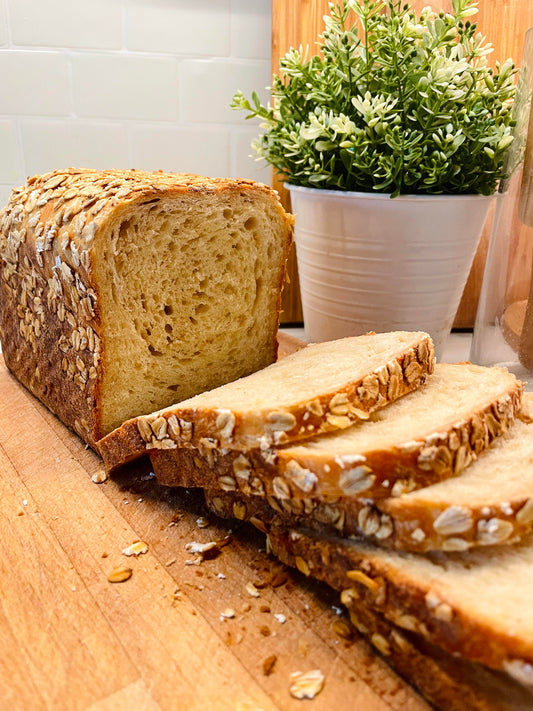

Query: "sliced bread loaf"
<box><xmin>267</xmin><ymin>524</ymin><xmax>533</xmax><ymax>676</ymax></box>
<box><xmin>150</xmin><ymin>363</ymin><xmax>522</xmax><ymax>503</ymax></box>
<box><xmin>204</xmin><ymin>400</ymin><xmax>533</xmax><ymax>552</ymax></box>
<box><xmin>0</xmin><ymin>168</ymin><xmax>293</xmax><ymax>448</ymax></box>
<box><xmin>98</xmin><ymin>330</ymin><xmax>434</xmax><ymax>471</ymax></box>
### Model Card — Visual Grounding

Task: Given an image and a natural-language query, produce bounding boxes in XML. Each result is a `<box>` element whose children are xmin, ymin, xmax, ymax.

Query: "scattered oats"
<box><xmin>289</xmin><ymin>669</ymin><xmax>325</xmax><ymax>700</ymax></box>
<box><xmin>185</xmin><ymin>558</ymin><xmax>201</xmax><ymax>567</ymax></box>
<box><xmin>196</xmin><ymin>516</ymin><xmax>209</xmax><ymax>528</ymax></box>
<box><xmin>185</xmin><ymin>541</ymin><xmax>219</xmax><ymax>555</ymax></box>
<box><xmin>122</xmin><ymin>540</ymin><xmax>148</xmax><ymax>556</ymax></box>
<box><xmin>245</xmin><ymin>581</ymin><xmax>260</xmax><ymax>598</ymax></box>
<box><xmin>107</xmin><ymin>566</ymin><xmax>133</xmax><ymax>583</ymax></box>
<box><xmin>274</xmin><ymin>613</ymin><xmax>286</xmax><ymax>624</ymax></box>
<box><xmin>138</xmin><ymin>498</ymin><xmax>143</xmax><ymax>503</ymax></box>
<box><xmin>220</xmin><ymin>608</ymin><xmax>235</xmax><ymax>620</ymax></box>
<box><xmin>22</xmin><ymin>500</ymin><xmax>28</xmax><ymax>506</ymax></box>
<box><xmin>91</xmin><ymin>469</ymin><xmax>107</xmax><ymax>484</ymax></box>
<box><xmin>217</xmin><ymin>572</ymin><xmax>226</xmax><ymax>579</ymax></box>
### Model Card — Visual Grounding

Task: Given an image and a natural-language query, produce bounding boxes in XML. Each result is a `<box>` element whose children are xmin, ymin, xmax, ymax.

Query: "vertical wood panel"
<box><xmin>274</xmin><ymin>0</ymin><xmax>533</xmax><ymax>327</ymax></box>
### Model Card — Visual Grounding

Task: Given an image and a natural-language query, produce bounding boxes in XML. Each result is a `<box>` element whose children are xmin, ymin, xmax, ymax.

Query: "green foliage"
<box><xmin>231</xmin><ymin>0</ymin><xmax>517</xmax><ymax>196</ymax></box>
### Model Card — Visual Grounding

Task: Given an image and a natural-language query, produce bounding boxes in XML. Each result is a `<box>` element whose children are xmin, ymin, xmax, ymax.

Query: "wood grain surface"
<box><xmin>274</xmin><ymin>0</ymin><xmax>533</xmax><ymax>327</ymax></box>
<box><xmin>0</xmin><ymin>338</ymin><xmax>433</xmax><ymax>711</ymax></box>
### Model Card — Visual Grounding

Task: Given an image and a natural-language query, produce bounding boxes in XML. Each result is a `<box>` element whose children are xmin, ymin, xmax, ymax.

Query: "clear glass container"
<box><xmin>471</xmin><ymin>29</ymin><xmax>533</xmax><ymax>387</ymax></box>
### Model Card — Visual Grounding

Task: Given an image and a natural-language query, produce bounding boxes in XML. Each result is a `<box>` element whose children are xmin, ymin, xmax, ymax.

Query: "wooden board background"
<box><xmin>274</xmin><ymin>0</ymin><xmax>533</xmax><ymax>327</ymax></box>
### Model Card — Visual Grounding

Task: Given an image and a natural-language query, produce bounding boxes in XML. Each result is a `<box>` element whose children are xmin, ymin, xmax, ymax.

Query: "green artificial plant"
<box><xmin>231</xmin><ymin>0</ymin><xmax>517</xmax><ymax>196</ymax></box>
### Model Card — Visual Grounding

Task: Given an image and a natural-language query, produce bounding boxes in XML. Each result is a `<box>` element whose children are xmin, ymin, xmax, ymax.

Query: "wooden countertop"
<box><xmin>0</xmin><ymin>341</ymin><xmax>432</xmax><ymax>711</ymax></box>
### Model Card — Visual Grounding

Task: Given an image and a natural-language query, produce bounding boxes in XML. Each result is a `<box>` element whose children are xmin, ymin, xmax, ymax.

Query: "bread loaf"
<box><xmin>98</xmin><ymin>330</ymin><xmax>435</xmax><ymax>471</ymax></box>
<box><xmin>148</xmin><ymin>363</ymin><xmax>522</xmax><ymax>505</ymax></box>
<box><xmin>0</xmin><ymin>168</ymin><xmax>293</xmax><ymax>447</ymax></box>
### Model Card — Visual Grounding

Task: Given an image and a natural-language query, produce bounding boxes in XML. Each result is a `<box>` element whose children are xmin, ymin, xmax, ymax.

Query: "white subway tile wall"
<box><xmin>0</xmin><ymin>0</ymin><xmax>272</xmax><ymax>201</ymax></box>
<box><xmin>8</xmin><ymin>0</ymin><xmax>122</xmax><ymax>50</ymax></box>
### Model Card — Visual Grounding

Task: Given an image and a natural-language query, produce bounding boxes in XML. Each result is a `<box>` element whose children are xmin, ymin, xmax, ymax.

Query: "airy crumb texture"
<box><xmin>164</xmin><ymin>330</ymin><xmax>430</xmax><ymax>412</ymax></box>
<box><xmin>0</xmin><ymin>168</ymin><xmax>293</xmax><ymax>446</ymax></box>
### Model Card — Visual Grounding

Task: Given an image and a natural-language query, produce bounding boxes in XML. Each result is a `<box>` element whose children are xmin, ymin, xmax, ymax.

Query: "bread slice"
<box><xmin>342</xmin><ymin>592</ymin><xmax>533</xmax><ymax>711</ymax></box>
<box><xmin>203</xmin><ymin>490</ymin><xmax>533</xmax><ymax>709</ymax></box>
<box><xmin>0</xmin><ymin>168</ymin><xmax>293</xmax><ymax>447</ymax></box>
<box><xmin>98</xmin><ymin>330</ymin><xmax>435</xmax><ymax>471</ymax></box>
<box><xmin>205</xmin><ymin>400</ymin><xmax>533</xmax><ymax>552</ymax></box>
<box><xmin>148</xmin><ymin>363</ymin><xmax>522</xmax><ymax>505</ymax></box>
<box><xmin>266</xmin><ymin>524</ymin><xmax>533</xmax><ymax>675</ymax></box>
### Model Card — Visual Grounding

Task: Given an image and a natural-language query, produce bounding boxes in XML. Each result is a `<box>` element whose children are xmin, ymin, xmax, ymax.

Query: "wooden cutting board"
<box><xmin>0</xmin><ymin>334</ymin><xmax>435</xmax><ymax>711</ymax></box>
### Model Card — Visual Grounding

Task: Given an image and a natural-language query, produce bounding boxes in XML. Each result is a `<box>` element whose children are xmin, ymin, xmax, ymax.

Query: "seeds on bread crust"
<box><xmin>120</xmin><ymin>332</ymin><xmax>436</xmax><ymax>459</ymax></box>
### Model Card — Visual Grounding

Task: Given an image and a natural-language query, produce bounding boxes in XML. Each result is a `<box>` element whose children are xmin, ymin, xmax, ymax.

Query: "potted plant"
<box><xmin>231</xmin><ymin>0</ymin><xmax>517</xmax><ymax>356</ymax></box>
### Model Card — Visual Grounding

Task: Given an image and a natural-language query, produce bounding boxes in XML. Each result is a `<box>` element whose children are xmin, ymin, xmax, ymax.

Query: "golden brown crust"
<box><xmin>98</xmin><ymin>333</ymin><xmax>436</xmax><ymax>471</ymax></box>
<box><xmin>142</xmin><ymin>379</ymin><xmax>523</xmax><ymax>530</ymax></box>
<box><xmin>1</xmin><ymin>168</ymin><xmax>292</xmax><ymax>448</ymax></box>
<box><xmin>266</xmin><ymin>526</ymin><xmax>533</xmax><ymax>673</ymax></box>
<box><xmin>204</xmin><ymin>475</ymin><xmax>533</xmax><ymax>553</ymax></box>
<box><xmin>344</xmin><ymin>595</ymin><xmax>533</xmax><ymax>711</ymax></box>
<box><xmin>135</xmin><ymin>333</ymin><xmax>435</xmax><ymax>451</ymax></box>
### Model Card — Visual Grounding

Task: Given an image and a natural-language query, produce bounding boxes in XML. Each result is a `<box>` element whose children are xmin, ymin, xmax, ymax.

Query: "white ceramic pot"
<box><xmin>288</xmin><ymin>184</ymin><xmax>494</xmax><ymax>358</ymax></box>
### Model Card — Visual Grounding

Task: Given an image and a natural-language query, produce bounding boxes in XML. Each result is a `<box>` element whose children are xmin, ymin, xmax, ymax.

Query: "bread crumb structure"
<box><xmin>0</xmin><ymin>168</ymin><xmax>293</xmax><ymax>448</ymax></box>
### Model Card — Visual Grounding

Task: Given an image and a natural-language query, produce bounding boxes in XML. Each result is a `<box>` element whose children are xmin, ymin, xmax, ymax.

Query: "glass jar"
<box><xmin>471</xmin><ymin>29</ymin><xmax>533</xmax><ymax>386</ymax></box>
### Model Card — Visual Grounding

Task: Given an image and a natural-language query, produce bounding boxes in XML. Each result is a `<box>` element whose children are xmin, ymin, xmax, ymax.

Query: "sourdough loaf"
<box><xmin>149</xmin><ymin>363</ymin><xmax>522</xmax><ymax>503</ymax></box>
<box><xmin>0</xmin><ymin>168</ymin><xmax>293</xmax><ymax>447</ymax></box>
<box><xmin>98</xmin><ymin>330</ymin><xmax>435</xmax><ymax>471</ymax></box>
<box><xmin>267</xmin><ymin>525</ymin><xmax>533</xmax><ymax>675</ymax></box>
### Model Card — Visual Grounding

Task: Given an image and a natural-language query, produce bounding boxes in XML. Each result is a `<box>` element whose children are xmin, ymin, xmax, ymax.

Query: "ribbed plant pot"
<box><xmin>288</xmin><ymin>185</ymin><xmax>494</xmax><ymax>358</ymax></box>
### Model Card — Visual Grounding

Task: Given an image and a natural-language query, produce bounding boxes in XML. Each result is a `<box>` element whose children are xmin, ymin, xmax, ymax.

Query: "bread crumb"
<box><xmin>298</xmin><ymin>639</ymin><xmax>309</xmax><ymax>656</ymax></box>
<box><xmin>220</xmin><ymin>608</ymin><xmax>235</xmax><ymax>620</ymax></box>
<box><xmin>245</xmin><ymin>581</ymin><xmax>260</xmax><ymax>598</ymax></box>
<box><xmin>91</xmin><ymin>469</ymin><xmax>108</xmax><ymax>484</ymax></box>
<box><xmin>122</xmin><ymin>540</ymin><xmax>148</xmax><ymax>556</ymax></box>
<box><xmin>262</xmin><ymin>654</ymin><xmax>277</xmax><ymax>676</ymax></box>
<box><xmin>332</xmin><ymin>618</ymin><xmax>354</xmax><ymax>640</ymax></box>
<box><xmin>274</xmin><ymin>613</ymin><xmax>286</xmax><ymax>624</ymax></box>
<box><xmin>107</xmin><ymin>566</ymin><xmax>133</xmax><ymax>583</ymax></box>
